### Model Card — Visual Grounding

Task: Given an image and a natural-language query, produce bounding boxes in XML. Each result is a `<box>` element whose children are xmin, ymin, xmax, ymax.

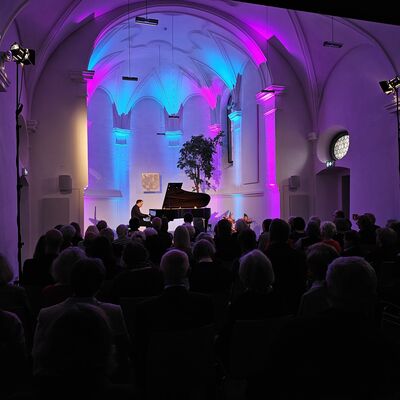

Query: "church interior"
<box><xmin>1</xmin><ymin>2</ymin><xmax>400</xmax><ymax>398</ymax></box>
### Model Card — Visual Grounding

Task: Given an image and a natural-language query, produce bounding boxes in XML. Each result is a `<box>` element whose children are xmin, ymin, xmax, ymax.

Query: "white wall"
<box><xmin>317</xmin><ymin>44</ymin><xmax>400</xmax><ymax>226</ymax></box>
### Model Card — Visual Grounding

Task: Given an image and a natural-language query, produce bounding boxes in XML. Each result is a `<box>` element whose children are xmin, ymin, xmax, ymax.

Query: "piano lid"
<box><xmin>162</xmin><ymin>182</ymin><xmax>211</xmax><ymax>209</ymax></box>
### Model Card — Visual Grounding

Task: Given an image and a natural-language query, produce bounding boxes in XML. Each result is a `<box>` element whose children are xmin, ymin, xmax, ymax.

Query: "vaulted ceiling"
<box><xmin>2</xmin><ymin>0</ymin><xmax>400</xmax><ymax>116</ymax></box>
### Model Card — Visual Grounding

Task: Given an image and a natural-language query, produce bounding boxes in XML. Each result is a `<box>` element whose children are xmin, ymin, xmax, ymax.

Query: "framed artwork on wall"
<box><xmin>142</xmin><ymin>173</ymin><xmax>161</xmax><ymax>192</ymax></box>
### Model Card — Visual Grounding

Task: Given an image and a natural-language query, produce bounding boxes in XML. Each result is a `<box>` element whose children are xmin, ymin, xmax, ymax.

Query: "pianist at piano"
<box><xmin>149</xmin><ymin>183</ymin><xmax>211</xmax><ymax>232</ymax></box>
<box><xmin>131</xmin><ymin>199</ymin><xmax>152</xmax><ymax>227</ymax></box>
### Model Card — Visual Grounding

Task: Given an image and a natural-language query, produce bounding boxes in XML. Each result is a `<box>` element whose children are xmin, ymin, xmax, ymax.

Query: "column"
<box><xmin>228</xmin><ymin>110</ymin><xmax>242</xmax><ymax>187</ymax></box>
<box><xmin>256</xmin><ymin>85</ymin><xmax>285</xmax><ymax>218</ymax></box>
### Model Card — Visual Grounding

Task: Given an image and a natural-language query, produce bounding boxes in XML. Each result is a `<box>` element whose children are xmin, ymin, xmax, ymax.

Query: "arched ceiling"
<box><xmin>88</xmin><ymin>12</ymin><xmax>264</xmax><ymax>115</ymax></box>
<box><xmin>3</xmin><ymin>0</ymin><xmax>400</xmax><ymax>120</ymax></box>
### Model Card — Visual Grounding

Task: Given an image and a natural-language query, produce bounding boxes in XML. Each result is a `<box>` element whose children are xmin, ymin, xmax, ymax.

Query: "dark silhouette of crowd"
<box><xmin>1</xmin><ymin>211</ymin><xmax>400</xmax><ymax>399</ymax></box>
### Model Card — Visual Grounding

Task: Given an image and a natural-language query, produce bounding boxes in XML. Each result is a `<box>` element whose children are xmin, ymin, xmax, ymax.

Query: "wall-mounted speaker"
<box><xmin>59</xmin><ymin>175</ymin><xmax>72</xmax><ymax>194</ymax></box>
<box><xmin>289</xmin><ymin>175</ymin><xmax>300</xmax><ymax>191</ymax></box>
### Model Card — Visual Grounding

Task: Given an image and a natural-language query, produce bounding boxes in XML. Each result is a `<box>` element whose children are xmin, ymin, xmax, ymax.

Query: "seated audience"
<box><xmin>230</xmin><ymin>249</ymin><xmax>284</xmax><ymax>320</ymax></box>
<box><xmin>289</xmin><ymin>216</ymin><xmax>306</xmax><ymax>242</ymax></box>
<box><xmin>258</xmin><ymin>218</ymin><xmax>272</xmax><ymax>253</ymax></box>
<box><xmin>294</xmin><ymin>220</ymin><xmax>321</xmax><ymax>251</ymax></box>
<box><xmin>89</xmin><ymin>236</ymin><xmax>121</xmax><ymax>279</ymax></box>
<box><xmin>78</xmin><ymin>224</ymin><xmax>99</xmax><ymax>254</ymax></box>
<box><xmin>100</xmin><ymin>227</ymin><xmax>115</xmax><ymax>243</ymax></box>
<box><xmin>113</xmin><ymin>224</ymin><xmax>131</xmax><ymax>259</ymax></box>
<box><xmin>266</xmin><ymin>219</ymin><xmax>307</xmax><ymax>313</ymax></box>
<box><xmin>214</xmin><ymin>218</ymin><xmax>239</xmax><ymax>262</ymax></box>
<box><xmin>151</xmin><ymin>216</ymin><xmax>162</xmax><ymax>232</ymax></box>
<box><xmin>96</xmin><ymin>220</ymin><xmax>108</xmax><ymax>232</ymax></box>
<box><xmin>70</xmin><ymin>221</ymin><xmax>83</xmax><ymax>246</ymax></box>
<box><xmin>367</xmin><ymin>227</ymin><xmax>399</xmax><ymax>278</ymax></box>
<box><xmin>357</xmin><ymin>214</ymin><xmax>377</xmax><ymax>249</ymax></box>
<box><xmin>342</xmin><ymin>229</ymin><xmax>363</xmax><ymax>257</ymax></box>
<box><xmin>134</xmin><ymin>250</ymin><xmax>214</xmax><ymax>392</ymax></box>
<box><xmin>112</xmin><ymin>241</ymin><xmax>164</xmax><ymax>301</ymax></box>
<box><xmin>190</xmin><ymin>239</ymin><xmax>232</xmax><ymax>293</ymax></box>
<box><xmin>41</xmin><ymin>247</ymin><xmax>86</xmax><ymax>307</ymax></box>
<box><xmin>60</xmin><ymin>224</ymin><xmax>76</xmax><ymax>250</ymax></box>
<box><xmin>0</xmin><ymin>253</ymin><xmax>33</xmax><ymax>344</ymax></box>
<box><xmin>34</xmin><ymin>258</ymin><xmax>129</xmax><ymax>378</ymax></box>
<box><xmin>320</xmin><ymin>220</ymin><xmax>341</xmax><ymax>253</ymax></box>
<box><xmin>172</xmin><ymin>225</ymin><xmax>193</xmax><ymax>263</ymax></box>
<box><xmin>0</xmin><ymin>309</ymin><xmax>28</xmax><ymax>397</ymax></box>
<box><xmin>31</xmin><ymin>304</ymin><xmax>132</xmax><ymax>399</ymax></box>
<box><xmin>269</xmin><ymin>257</ymin><xmax>399</xmax><ymax>399</ymax></box>
<box><xmin>182</xmin><ymin>212</ymin><xmax>196</xmax><ymax>239</ymax></box>
<box><xmin>22</xmin><ymin>229</ymin><xmax>63</xmax><ymax>287</ymax></box>
<box><xmin>308</xmin><ymin>215</ymin><xmax>321</xmax><ymax>228</ymax></box>
<box><xmin>298</xmin><ymin>243</ymin><xmax>338</xmax><ymax>316</ymax></box>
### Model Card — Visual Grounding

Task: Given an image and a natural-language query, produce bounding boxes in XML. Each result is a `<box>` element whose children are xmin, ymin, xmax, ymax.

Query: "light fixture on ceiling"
<box><xmin>323</xmin><ymin>16</ymin><xmax>343</xmax><ymax>48</ymax></box>
<box><xmin>168</xmin><ymin>115</ymin><xmax>179</xmax><ymax>119</ymax></box>
<box><xmin>135</xmin><ymin>0</ymin><xmax>158</xmax><ymax>26</ymax></box>
<box><xmin>9</xmin><ymin>42</ymin><xmax>35</xmax><ymax>65</ymax></box>
<box><xmin>122</xmin><ymin>0</ymin><xmax>138</xmax><ymax>81</ymax></box>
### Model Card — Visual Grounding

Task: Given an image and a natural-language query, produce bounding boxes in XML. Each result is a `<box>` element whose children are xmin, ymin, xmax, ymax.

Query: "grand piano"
<box><xmin>149</xmin><ymin>183</ymin><xmax>211</xmax><ymax>230</ymax></box>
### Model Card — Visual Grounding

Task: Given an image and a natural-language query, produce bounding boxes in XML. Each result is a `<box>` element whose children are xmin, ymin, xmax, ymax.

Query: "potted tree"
<box><xmin>177</xmin><ymin>132</ymin><xmax>224</xmax><ymax>192</ymax></box>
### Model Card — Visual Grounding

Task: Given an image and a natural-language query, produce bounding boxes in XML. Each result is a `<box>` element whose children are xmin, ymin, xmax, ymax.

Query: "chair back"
<box><xmin>381</xmin><ymin>302</ymin><xmax>400</xmax><ymax>350</ymax></box>
<box><xmin>120</xmin><ymin>296</ymin><xmax>155</xmax><ymax>340</ymax></box>
<box><xmin>146</xmin><ymin>324</ymin><xmax>216</xmax><ymax>399</ymax></box>
<box><xmin>229</xmin><ymin>316</ymin><xmax>292</xmax><ymax>379</ymax></box>
<box><xmin>379</xmin><ymin>261</ymin><xmax>400</xmax><ymax>287</ymax></box>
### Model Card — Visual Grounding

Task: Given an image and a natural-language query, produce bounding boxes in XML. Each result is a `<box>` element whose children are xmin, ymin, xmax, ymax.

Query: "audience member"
<box><xmin>60</xmin><ymin>224</ymin><xmax>76</xmax><ymax>250</ymax></box>
<box><xmin>214</xmin><ymin>218</ymin><xmax>239</xmax><ymax>262</ymax></box>
<box><xmin>0</xmin><ymin>309</ymin><xmax>28</xmax><ymax>397</ymax></box>
<box><xmin>190</xmin><ymin>239</ymin><xmax>232</xmax><ymax>293</ymax></box>
<box><xmin>113</xmin><ymin>224</ymin><xmax>131</xmax><ymax>259</ymax></box>
<box><xmin>298</xmin><ymin>243</ymin><xmax>338</xmax><ymax>316</ymax></box>
<box><xmin>41</xmin><ymin>247</ymin><xmax>86</xmax><ymax>307</ymax></box>
<box><xmin>32</xmin><ymin>304</ymin><xmax>132</xmax><ymax>399</ymax></box>
<box><xmin>34</xmin><ymin>258</ymin><xmax>129</xmax><ymax>378</ymax></box>
<box><xmin>172</xmin><ymin>225</ymin><xmax>193</xmax><ymax>262</ymax></box>
<box><xmin>112</xmin><ymin>241</ymin><xmax>163</xmax><ymax>300</ymax></box>
<box><xmin>182</xmin><ymin>212</ymin><xmax>196</xmax><ymax>239</ymax></box>
<box><xmin>22</xmin><ymin>229</ymin><xmax>63</xmax><ymax>287</ymax></box>
<box><xmin>134</xmin><ymin>250</ymin><xmax>214</xmax><ymax>392</ymax></box>
<box><xmin>70</xmin><ymin>221</ymin><xmax>83</xmax><ymax>246</ymax></box>
<box><xmin>96</xmin><ymin>220</ymin><xmax>108</xmax><ymax>232</ymax></box>
<box><xmin>269</xmin><ymin>257</ymin><xmax>399</xmax><ymax>399</ymax></box>
<box><xmin>266</xmin><ymin>219</ymin><xmax>306</xmax><ymax>313</ymax></box>
<box><xmin>320</xmin><ymin>221</ymin><xmax>341</xmax><ymax>253</ymax></box>
<box><xmin>290</xmin><ymin>217</ymin><xmax>306</xmax><ymax>242</ymax></box>
<box><xmin>342</xmin><ymin>229</ymin><xmax>363</xmax><ymax>257</ymax></box>
<box><xmin>294</xmin><ymin>220</ymin><xmax>321</xmax><ymax>251</ymax></box>
<box><xmin>89</xmin><ymin>236</ymin><xmax>121</xmax><ymax>280</ymax></box>
<box><xmin>100</xmin><ymin>227</ymin><xmax>115</xmax><ymax>243</ymax></box>
<box><xmin>0</xmin><ymin>253</ymin><xmax>33</xmax><ymax>344</ymax></box>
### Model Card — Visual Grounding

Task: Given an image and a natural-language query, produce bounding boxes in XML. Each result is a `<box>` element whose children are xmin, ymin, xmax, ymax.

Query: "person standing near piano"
<box><xmin>131</xmin><ymin>199</ymin><xmax>152</xmax><ymax>227</ymax></box>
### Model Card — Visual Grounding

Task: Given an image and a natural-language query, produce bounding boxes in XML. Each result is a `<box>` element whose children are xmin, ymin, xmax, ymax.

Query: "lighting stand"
<box><xmin>15</xmin><ymin>62</ymin><xmax>24</xmax><ymax>281</ymax></box>
<box><xmin>395</xmin><ymin>88</ymin><xmax>400</xmax><ymax>175</ymax></box>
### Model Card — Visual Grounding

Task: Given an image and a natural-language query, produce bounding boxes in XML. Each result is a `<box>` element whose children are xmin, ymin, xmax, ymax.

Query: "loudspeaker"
<box><xmin>59</xmin><ymin>175</ymin><xmax>72</xmax><ymax>194</ymax></box>
<box><xmin>289</xmin><ymin>175</ymin><xmax>300</xmax><ymax>191</ymax></box>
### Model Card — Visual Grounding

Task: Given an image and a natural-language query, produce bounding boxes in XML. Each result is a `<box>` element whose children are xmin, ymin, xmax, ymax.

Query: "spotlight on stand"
<box><xmin>10</xmin><ymin>42</ymin><xmax>35</xmax><ymax>65</ymax></box>
<box><xmin>135</xmin><ymin>16</ymin><xmax>159</xmax><ymax>26</ymax></box>
<box><xmin>379</xmin><ymin>76</ymin><xmax>400</xmax><ymax>95</ymax></box>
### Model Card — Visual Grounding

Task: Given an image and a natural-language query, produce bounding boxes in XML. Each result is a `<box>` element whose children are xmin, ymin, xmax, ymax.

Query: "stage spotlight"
<box><xmin>379</xmin><ymin>76</ymin><xmax>400</xmax><ymax>95</ymax></box>
<box><xmin>135</xmin><ymin>16</ymin><xmax>159</xmax><ymax>26</ymax></box>
<box><xmin>10</xmin><ymin>42</ymin><xmax>35</xmax><ymax>65</ymax></box>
